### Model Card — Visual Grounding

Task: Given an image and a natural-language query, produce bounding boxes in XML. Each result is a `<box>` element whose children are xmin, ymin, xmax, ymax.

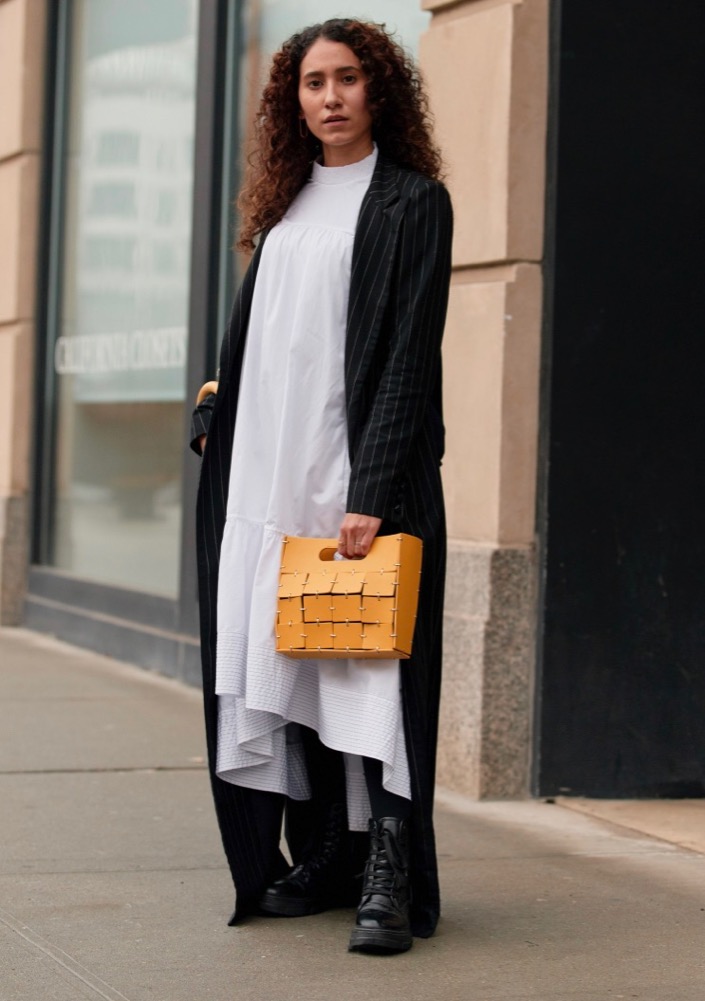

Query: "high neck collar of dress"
<box><xmin>311</xmin><ymin>145</ymin><xmax>378</xmax><ymax>185</ymax></box>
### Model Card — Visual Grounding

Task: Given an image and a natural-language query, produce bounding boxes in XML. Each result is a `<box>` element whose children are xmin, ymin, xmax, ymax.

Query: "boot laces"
<box><xmin>362</xmin><ymin>828</ymin><xmax>403</xmax><ymax>896</ymax></box>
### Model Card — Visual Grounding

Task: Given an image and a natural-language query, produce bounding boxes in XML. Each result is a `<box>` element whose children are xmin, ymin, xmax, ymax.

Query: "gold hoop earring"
<box><xmin>299</xmin><ymin>118</ymin><xmax>308</xmax><ymax>139</ymax></box>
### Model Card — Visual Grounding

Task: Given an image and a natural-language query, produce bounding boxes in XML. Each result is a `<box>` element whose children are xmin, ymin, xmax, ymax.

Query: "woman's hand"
<box><xmin>337</xmin><ymin>513</ymin><xmax>382</xmax><ymax>559</ymax></box>
<box><xmin>197</xmin><ymin>434</ymin><xmax>207</xmax><ymax>455</ymax></box>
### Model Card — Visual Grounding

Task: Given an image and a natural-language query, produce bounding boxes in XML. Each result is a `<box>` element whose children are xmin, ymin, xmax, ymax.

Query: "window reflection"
<box><xmin>95</xmin><ymin>131</ymin><xmax>140</xmax><ymax>166</ymax></box>
<box><xmin>82</xmin><ymin>236</ymin><xmax>136</xmax><ymax>270</ymax></box>
<box><xmin>50</xmin><ymin>0</ymin><xmax>198</xmax><ymax>596</ymax></box>
<box><xmin>87</xmin><ymin>182</ymin><xmax>137</xmax><ymax>217</ymax></box>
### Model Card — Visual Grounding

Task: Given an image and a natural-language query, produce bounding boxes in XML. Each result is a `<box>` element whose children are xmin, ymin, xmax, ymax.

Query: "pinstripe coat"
<box><xmin>191</xmin><ymin>154</ymin><xmax>452</xmax><ymax>938</ymax></box>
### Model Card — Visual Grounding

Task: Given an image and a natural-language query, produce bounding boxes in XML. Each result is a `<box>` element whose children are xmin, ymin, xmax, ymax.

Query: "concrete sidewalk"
<box><xmin>1</xmin><ymin>627</ymin><xmax>704</xmax><ymax>1001</ymax></box>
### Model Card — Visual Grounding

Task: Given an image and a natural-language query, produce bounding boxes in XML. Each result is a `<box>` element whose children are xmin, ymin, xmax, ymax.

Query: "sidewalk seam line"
<box><xmin>0</xmin><ymin>766</ymin><xmax>207</xmax><ymax>775</ymax></box>
<box><xmin>0</xmin><ymin>906</ymin><xmax>134</xmax><ymax>1001</ymax></box>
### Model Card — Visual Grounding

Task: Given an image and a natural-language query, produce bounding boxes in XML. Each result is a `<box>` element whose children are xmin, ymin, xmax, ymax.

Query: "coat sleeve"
<box><xmin>346</xmin><ymin>180</ymin><xmax>453</xmax><ymax>520</ymax></box>
<box><xmin>189</xmin><ymin>394</ymin><xmax>216</xmax><ymax>455</ymax></box>
<box><xmin>187</xmin><ymin>236</ymin><xmax>267</xmax><ymax>457</ymax></box>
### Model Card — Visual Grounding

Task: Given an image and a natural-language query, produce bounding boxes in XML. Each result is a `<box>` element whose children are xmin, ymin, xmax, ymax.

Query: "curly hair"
<box><xmin>237</xmin><ymin>18</ymin><xmax>443</xmax><ymax>252</ymax></box>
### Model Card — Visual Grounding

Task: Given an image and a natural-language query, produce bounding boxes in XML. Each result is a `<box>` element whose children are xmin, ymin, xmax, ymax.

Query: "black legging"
<box><xmin>300</xmin><ymin>726</ymin><xmax>410</xmax><ymax>821</ymax></box>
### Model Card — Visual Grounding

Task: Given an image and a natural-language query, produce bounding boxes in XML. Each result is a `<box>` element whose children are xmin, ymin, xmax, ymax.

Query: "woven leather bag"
<box><xmin>275</xmin><ymin>533</ymin><xmax>423</xmax><ymax>659</ymax></box>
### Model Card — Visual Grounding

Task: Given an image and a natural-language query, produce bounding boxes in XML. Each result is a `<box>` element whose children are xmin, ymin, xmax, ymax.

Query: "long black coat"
<box><xmin>191</xmin><ymin>154</ymin><xmax>453</xmax><ymax>937</ymax></box>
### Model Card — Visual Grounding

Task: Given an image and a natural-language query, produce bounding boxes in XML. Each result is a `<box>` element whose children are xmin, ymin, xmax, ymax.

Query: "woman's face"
<box><xmin>298</xmin><ymin>38</ymin><xmax>374</xmax><ymax>167</ymax></box>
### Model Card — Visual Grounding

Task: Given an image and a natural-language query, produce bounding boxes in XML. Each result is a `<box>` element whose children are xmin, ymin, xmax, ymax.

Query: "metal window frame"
<box><xmin>33</xmin><ymin>0</ymin><xmax>70</xmax><ymax>567</ymax></box>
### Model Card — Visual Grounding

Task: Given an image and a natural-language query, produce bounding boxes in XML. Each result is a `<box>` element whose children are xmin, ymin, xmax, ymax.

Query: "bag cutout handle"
<box><xmin>318</xmin><ymin>547</ymin><xmax>338</xmax><ymax>561</ymax></box>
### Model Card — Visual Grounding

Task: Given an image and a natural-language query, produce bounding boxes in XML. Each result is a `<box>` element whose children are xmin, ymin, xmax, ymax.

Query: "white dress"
<box><xmin>215</xmin><ymin>148</ymin><xmax>410</xmax><ymax>830</ymax></box>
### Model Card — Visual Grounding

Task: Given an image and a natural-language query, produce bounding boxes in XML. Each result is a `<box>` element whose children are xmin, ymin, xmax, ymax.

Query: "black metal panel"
<box><xmin>538</xmin><ymin>2</ymin><xmax>705</xmax><ymax>796</ymax></box>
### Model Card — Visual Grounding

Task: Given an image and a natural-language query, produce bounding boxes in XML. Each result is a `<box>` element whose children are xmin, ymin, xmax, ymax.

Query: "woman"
<box><xmin>191</xmin><ymin>18</ymin><xmax>452</xmax><ymax>954</ymax></box>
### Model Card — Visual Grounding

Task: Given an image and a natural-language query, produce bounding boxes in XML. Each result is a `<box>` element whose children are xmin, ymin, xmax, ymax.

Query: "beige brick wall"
<box><xmin>421</xmin><ymin>0</ymin><xmax>549</xmax><ymax>795</ymax></box>
<box><xmin>0</xmin><ymin>0</ymin><xmax>46</xmax><ymax>623</ymax></box>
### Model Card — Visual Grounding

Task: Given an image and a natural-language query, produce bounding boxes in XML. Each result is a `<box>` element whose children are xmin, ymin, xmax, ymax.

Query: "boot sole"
<box><xmin>259</xmin><ymin>887</ymin><xmax>360</xmax><ymax>918</ymax></box>
<box><xmin>348</xmin><ymin>927</ymin><xmax>413</xmax><ymax>954</ymax></box>
<box><xmin>258</xmin><ymin>893</ymin><xmax>329</xmax><ymax>917</ymax></box>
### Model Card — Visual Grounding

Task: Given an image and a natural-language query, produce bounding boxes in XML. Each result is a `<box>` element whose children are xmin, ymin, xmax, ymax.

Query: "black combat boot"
<box><xmin>259</xmin><ymin>802</ymin><xmax>360</xmax><ymax>916</ymax></box>
<box><xmin>348</xmin><ymin>817</ymin><xmax>412</xmax><ymax>954</ymax></box>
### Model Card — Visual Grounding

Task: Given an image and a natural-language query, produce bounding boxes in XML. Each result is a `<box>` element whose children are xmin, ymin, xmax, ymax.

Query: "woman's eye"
<box><xmin>342</xmin><ymin>75</ymin><xmax>357</xmax><ymax>84</ymax></box>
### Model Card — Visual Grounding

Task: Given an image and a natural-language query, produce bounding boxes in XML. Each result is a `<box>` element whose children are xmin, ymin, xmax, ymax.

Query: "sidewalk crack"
<box><xmin>0</xmin><ymin>905</ymin><xmax>134</xmax><ymax>1001</ymax></box>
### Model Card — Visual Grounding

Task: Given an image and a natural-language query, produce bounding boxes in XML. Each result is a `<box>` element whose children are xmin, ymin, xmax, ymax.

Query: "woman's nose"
<box><xmin>324</xmin><ymin>81</ymin><xmax>341</xmax><ymax>106</ymax></box>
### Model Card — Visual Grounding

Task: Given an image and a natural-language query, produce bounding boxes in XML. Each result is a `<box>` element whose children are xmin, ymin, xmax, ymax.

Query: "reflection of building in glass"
<box><xmin>256</xmin><ymin>0</ymin><xmax>428</xmax><ymax>61</ymax></box>
<box><xmin>48</xmin><ymin>5</ymin><xmax>200</xmax><ymax>597</ymax></box>
<box><xmin>63</xmin><ymin>37</ymin><xmax>196</xmax><ymax>404</ymax></box>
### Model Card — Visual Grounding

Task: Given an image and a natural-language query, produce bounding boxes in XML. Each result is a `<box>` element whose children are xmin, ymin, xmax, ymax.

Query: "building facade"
<box><xmin>1</xmin><ymin>0</ymin><xmax>702</xmax><ymax>801</ymax></box>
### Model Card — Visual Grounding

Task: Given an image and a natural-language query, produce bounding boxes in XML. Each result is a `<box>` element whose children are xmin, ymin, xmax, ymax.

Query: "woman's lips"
<box><xmin>323</xmin><ymin>116</ymin><xmax>347</xmax><ymax>124</ymax></box>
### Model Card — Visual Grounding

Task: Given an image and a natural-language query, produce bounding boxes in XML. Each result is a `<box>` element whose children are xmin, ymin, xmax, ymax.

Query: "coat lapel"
<box><xmin>345</xmin><ymin>156</ymin><xmax>407</xmax><ymax>445</ymax></box>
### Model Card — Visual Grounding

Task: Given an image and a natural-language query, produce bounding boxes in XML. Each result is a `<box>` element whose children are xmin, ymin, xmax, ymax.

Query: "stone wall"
<box><xmin>0</xmin><ymin>0</ymin><xmax>46</xmax><ymax>624</ymax></box>
<box><xmin>421</xmin><ymin>0</ymin><xmax>549</xmax><ymax>796</ymax></box>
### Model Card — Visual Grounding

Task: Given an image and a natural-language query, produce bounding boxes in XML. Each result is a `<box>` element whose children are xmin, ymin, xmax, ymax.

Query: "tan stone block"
<box><xmin>507</xmin><ymin>0</ymin><xmax>549</xmax><ymax>260</ymax></box>
<box><xmin>443</xmin><ymin>263</ymin><xmax>542</xmax><ymax>546</ymax></box>
<box><xmin>421</xmin><ymin>0</ymin><xmax>549</xmax><ymax>265</ymax></box>
<box><xmin>0</xmin><ymin>335</ymin><xmax>12</xmax><ymax>494</ymax></box>
<box><xmin>0</xmin><ymin>0</ymin><xmax>46</xmax><ymax>159</ymax></box>
<box><xmin>0</xmin><ymin>323</ymin><xmax>34</xmax><ymax>496</ymax></box>
<box><xmin>0</xmin><ymin>0</ymin><xmax>24</xmax><ymax>158</ymax></box>
<box><xmin>0</xmin><ymin>153</ymin><xmax>40</xmax><ymax>323</ymax></box>
<box><xmin>421</xmin><ymin>4</ymin><xmax>512</xmax><ymax>265</ymax></box>
<box><xmin>21</xmin><ymin>0</ymin><xmax>47</xmax><ymax>152</ymax></box>
<box><xmin>498</xmin><ymin>263</ymin><xmax>543</xmax><ymax>544</ymax></box>
<box><xmin>423</xmin><ymin>0</ymin><xmax>521</xmax><ymax>11</ymax></box>
<box><xmin>442</xmin><ymin>280</ymin><xmax>505</xmax><ymax>540</ymax></box>
<box><xmin>0</xmin><ymin>162</ymin><xmax>22</xmax><ymax>319</ymax></box>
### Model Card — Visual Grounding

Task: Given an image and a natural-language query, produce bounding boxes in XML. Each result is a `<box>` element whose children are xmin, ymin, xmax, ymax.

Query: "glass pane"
<box><xmin>254</xmin><ymin>1</ymin><xmax>429</xmax><ymax>59</ymax></box>
<box><xmin>50</xmin><ymin>0</ymin><xmax>199</xmax><ymax>596</ymax></box>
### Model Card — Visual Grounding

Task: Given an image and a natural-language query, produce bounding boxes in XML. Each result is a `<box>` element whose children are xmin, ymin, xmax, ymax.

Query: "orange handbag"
<box><xmin>275</xmin><ymin>533</ymin><xmax>422</xmax><ymax>659</ymax></box>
